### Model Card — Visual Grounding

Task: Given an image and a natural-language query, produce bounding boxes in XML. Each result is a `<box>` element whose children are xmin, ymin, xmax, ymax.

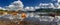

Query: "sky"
<box><xmin>0</xmin><ymin>0</ymin><xmax>58</xmax><ymax>7</ymax></box>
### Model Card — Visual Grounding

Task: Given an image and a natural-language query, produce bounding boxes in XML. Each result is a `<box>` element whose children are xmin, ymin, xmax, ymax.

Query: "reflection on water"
<box><xmin>0</xmin><ymin>13</ymin><xmax>59</xmax><ymax>21</ymax></box>
<box><xmin>0</xmin><ymin>12</ymin><xmax>60</xmax><ymax>25</ymax></box>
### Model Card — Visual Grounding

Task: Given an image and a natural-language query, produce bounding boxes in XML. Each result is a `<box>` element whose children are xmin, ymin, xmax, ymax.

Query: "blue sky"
<box><xmin>0</xmin><ymin>0</ymin><xmax>58</xmax><ymax>7</ymax></box>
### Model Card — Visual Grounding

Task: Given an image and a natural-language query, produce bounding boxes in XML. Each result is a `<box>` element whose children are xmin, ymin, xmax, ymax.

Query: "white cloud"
<box><xmin>0</xmin><ymin>7</ymin><xmax>3</xmax><ymax>9</ymax></box>
<box><xmin>0</xmin><ymin>7</ymin><xmax>6</xmax><ymax>10</ymax></box>
<box><xmin>58</xmin><ymin>0</ymin><xmax>60</xmax><ymax>2</ymax></box>
<box><xmin>0</xmin><ymin>0</ymin><xmax>58</xmax><ymax>11</ymax></box>
<box><xmin>0</xmin><ymin>0</ymin><xmax>37</xmax><ymax>11</ymax></box>
<box><xmin>49</xmin><ymin>3</ymin><xmax>55</xmax><ymax>8</ymax></box>
<box><xmin>8</xmin><ymin>0</ymin><xmax>24</xmax><ymax>11</ymax></box>
<box><xmin>57</xmin><ymin>6</ymin><xmax>60</xmax><ymax>9</ymax></box>
<box><xmin>30</xmin><ymin>7</ymin><xmax>35</xmax><ymax>11</ymax></box>
<box><xmin>39</xmin><ymin>3</ymin><xmax>55</xmax><ymax>8</ymax></box>
<box><xmin>25</xmin><ymin>7</ymin><xmax>30</xmax><ymax>11</ymax></box>
<box><xmin>55</xmin><ymin>3</ymin><xmax>60</xmax><ymax>9</ymax></box>
<box><xmin>25</xmin><ymin>6</ymin><xmax>35</xmax><ymax>11</ymax></box>
<box><xmin>8</xmin><ymin>5</ymin><xmax>15</xmax><ymax>8</ymax></box>
<box><xmin>58</xmin><ymin>5</ymin><xmax>60</xmax><ymax>8</ymax></box>
<box><xmin>35</xmin><ymin>6</ymin><xmax>40</xmax><ymax>9</ymax></box>
<box><xmin>53</xmin><ymin>3</ymin><xmax>60</xmax><ymax>9</ymax></box>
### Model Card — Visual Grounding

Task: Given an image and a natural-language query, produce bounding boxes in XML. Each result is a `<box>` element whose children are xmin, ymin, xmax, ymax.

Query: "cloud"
<box><xmin>0</xmin><ymin>7</ymin><xmax>3</xmax><ymax>9</ymax></box>
<box><xmin>53</xmin><ymin>3</ymin><xmax>60</xmax><ymax>9</ymax></box>
<box><xmin>54</xmin><ymin>3</ymin><xmax>60</xmax><ymax>9</ymax></box>
<box><xmin>0</xmin><ymin>0</ymin><xmax>40</xmax><ymax>11</ymax></box>
<box><xmin>0</xmin><ymin>7</ymin><xmax>6</xmax><ymax>10</ymax></box>
<box><xmin>49</xmin><ymin>3</ymin><xmax>55</xmax><ymax>8</ymax></box>
<box><xmin>8</xmin><ymin>0</ymin><xmax>24</xmax><ymax>11</ymax></box>
<box><xmin>8</xmin><ymin>5</ymin><xmax>15</xmax><ymax>8</ymax></box>
<box><xmin>25</xmin><ymin>7</ymin><xmax>29</xmax><ymax>11</ymax></box>
<box><xmin>39</xmin><ymin>3</ymin><xmax>55</xmax><ymax>8</ymax></box>
<box><xmin>0</xmin><ymin>0</ymin><xmax>59</xmax><ymax>11</ymax></box>
<box><xmin>24</xmin><ymin>3</ymin><xmax>55</xmax><ymax>11</ymax></box>
<box><xmin>30</xmin><ymin>7</ymin><xmax>35</xmax><ymax>11</ymax></box>
<box><xmin>25</xmin><ymin>6</ymin><xmax>35</xmax><ymax>11</ymax></box>
<box><xmin>34</xmin><ymin>6</ymin><xmax>40</xmax><ymax>9</ymax></box>
<box><xmin>58</xmin><ymin>0</ymin><xmax>60</xmax><ymax>2</ymax></box>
